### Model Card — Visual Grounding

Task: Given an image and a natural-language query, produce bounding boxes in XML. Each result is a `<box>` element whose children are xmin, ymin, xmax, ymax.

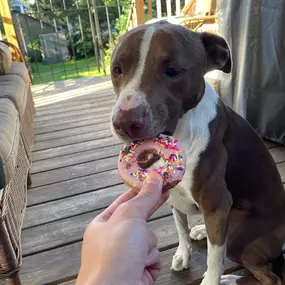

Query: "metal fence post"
<box><xmin>92</xmin><ymin>0</ymin><xmax>106</xmax><ymax>75</ymax></box>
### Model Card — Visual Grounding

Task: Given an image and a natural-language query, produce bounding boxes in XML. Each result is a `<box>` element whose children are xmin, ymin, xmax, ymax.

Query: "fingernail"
<box><xmin>145</xmin><ymin>173</ymin><xmax>163</xmax><ymax>188</ymax></box>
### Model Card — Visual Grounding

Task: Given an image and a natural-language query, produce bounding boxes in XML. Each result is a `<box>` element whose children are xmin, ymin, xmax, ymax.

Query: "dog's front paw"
<box><xmin>220</xmin><ymin>275</ymin><xmax>240</xmax><ymax>285</ymax></box>
<box><xmin>190</xmin><ymin>224</ymin><xmax>207</xmax><ymax>240</ymax></box>
<box><xmin>170</xmin><ymin>245</ymin><xmax>191</xmax><ymax>271</ymax></box>
<box><xmin>200</xmin><ymin>272</ymin><xmax>219</xmax><ymax>285</ymax></box>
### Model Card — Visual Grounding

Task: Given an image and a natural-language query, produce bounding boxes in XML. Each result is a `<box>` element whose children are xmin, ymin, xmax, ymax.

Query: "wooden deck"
<box><xmin>17</xmin><ymin>77</ymin><xmax>285</xmax><ymax>284</ymax></box>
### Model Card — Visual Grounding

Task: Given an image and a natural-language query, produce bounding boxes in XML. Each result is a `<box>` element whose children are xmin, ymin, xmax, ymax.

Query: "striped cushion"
<box><xmin>9</xmin><ymin>61</ymin><xmax>30</xmax><ymax>84</ymax></box>
<box><xmin>0</xmin><ymin>42</ymin><xmax>12</xmax><ymax>75</ymax></box>
<box><xmin>0</xmin><ymin>75</ymin><xmax>27</xmax><ymax>118</ymax></box>
<box><xmin>0</xmin><ymin>98</ymin><xmax>20</xmax><ymax>189</ymax></box>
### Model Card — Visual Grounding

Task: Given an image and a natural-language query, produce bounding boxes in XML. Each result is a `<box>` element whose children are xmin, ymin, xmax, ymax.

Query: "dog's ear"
<box><xmin>200</xmin><ymin>32</ymin><xmax>232</xmax><ymax>74</ymax></box>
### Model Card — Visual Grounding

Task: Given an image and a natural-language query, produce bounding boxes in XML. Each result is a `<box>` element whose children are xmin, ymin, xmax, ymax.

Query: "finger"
<box><xmin>146</xmin><ymin>262</ymin><xmax>161</xmax><ymax>283</ymax></box>
<box><xmin>148</xmin><ymin>231</ymin><xmax>158</xmax><ymax>249</ymax></box>
<box><xmin>147</xmin><ymin>190</ymin><xmax>169</xmax><ymax>220</ymax></box>
<box><xmin>141</xmin><ymin>269</ymin><xmax>155</xmax><ymax>285</ymax></box>
<box><xmin>146</xmin><ymin>247</ymin><xmax>160</xmax><ymax>267</ymax></box>
<box><xmin>128</xmin><ymin>173</ymin><xmax>163</xmax><ymax>219</ymax></box>
<box><xmin>95</xmin><ymin>189</ymin><xmax>138</xmax><ymax>222</ymax></box>
<box><xmin>145</xmin><ymin>248</ymin><xmax>161</xmax><ymax>282</ymax></box>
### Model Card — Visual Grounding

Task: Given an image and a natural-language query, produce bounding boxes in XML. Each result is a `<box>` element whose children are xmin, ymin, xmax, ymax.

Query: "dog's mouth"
<box><xmin>161</xmin><ymin>130</ymin><xmax>173</xmax><ymax>136</ymax></box>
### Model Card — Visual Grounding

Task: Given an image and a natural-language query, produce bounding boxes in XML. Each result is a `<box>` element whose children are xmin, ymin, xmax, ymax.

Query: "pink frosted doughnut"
<box><xmin>118</xmin><ymin>134</ymin><xmax>186</xmax><ymax>191</ymax></box>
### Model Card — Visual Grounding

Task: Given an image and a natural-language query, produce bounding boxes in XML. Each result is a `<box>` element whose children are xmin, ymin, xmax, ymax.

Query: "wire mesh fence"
<box><xmin>1</xmin><ymin>0</ymin><xmax>130</xmax><ymax>84</ymax></box>
<box><xmin>0</xmin><ymin>0</ymin><xmax>191</xmax><ymax>85</ymax></box>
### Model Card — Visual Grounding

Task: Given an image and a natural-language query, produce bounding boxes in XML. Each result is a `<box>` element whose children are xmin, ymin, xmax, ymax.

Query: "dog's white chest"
<box><xmin>167</xmin><ymin>82</ymin><xmax>219</xmax><ymax>215</ymax></box>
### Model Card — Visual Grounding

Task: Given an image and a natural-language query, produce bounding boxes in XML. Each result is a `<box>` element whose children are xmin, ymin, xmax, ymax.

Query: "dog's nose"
<box><xmin>112</xmin><ymin>109</ymin><xmax>147</xmax><ymax>139</ymax></box>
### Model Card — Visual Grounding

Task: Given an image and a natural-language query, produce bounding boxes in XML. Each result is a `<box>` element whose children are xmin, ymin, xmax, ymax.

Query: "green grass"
<box><xmin>30</xmin><ymin>57</ymin><xmax>110</xmax><ymax>85</ymax></box>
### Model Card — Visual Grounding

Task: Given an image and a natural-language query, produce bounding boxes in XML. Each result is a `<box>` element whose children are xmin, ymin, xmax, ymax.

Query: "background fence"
<box><xmin>0</xmin><ymin>0</ymin><xmax>214</xmax><ymax>85</ymax></box>
<box><xmin>1</xmin><ymin>0</ymin><xmax>129</xmax><ymax>84</ymax></box>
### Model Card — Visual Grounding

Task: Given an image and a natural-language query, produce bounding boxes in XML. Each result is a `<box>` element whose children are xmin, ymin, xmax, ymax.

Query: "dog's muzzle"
<box><xmin>112</xmin><ymin>105</ymin><xmax>150</xmax><ymax>140</ymax></box>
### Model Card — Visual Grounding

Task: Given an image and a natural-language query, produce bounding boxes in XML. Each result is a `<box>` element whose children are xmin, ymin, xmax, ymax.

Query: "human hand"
<box><xmin>76</xmin><ymin>173</ymin><xmax>169</xmax><ymax>285</ymax></box>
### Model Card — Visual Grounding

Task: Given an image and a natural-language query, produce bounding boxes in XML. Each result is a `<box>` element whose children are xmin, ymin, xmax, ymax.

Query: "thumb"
<box><xmin>130</xmin><ymin>172</ymin><xmax>163</xmax><ymax>219</ymax></box>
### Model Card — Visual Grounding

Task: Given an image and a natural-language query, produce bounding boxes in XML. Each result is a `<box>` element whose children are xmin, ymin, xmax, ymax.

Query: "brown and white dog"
<box><xmin>109</xmin><ymin>21</ymin><xmax>285</xmax><ymax>285</ymax></box>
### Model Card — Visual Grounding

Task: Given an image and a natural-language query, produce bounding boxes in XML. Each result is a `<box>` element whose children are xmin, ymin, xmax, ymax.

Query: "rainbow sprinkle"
<box><xmin>119</xmin><ymin>134</ymin><xmax>186</xmax><ymax>183</ymax></box>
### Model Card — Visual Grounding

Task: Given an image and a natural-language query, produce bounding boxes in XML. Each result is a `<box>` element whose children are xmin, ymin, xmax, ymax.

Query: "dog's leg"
<box><xmin>200</xmin><ymin>183</ymin><xmax>232</xmax><ymax>285</ymax></box>
<box><xmin>190</xmin><ymin>224</ymin><xmax>207</xmax><ymax>241</ymax></box>
<box><xmin>171</xmin><ymin>207</ymin><xmax>191</xmax><ymax>271</ymax></box>
<box><xmin>222</xmin><ymin>218</ymin><xmax>284</xmax><ymax>285</ymax></box>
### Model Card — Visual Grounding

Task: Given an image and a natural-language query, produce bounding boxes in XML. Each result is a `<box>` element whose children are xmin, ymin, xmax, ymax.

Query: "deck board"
<box><xmin>22</xmin><ymin>203</ymin><xmax>173</xmax><ymax>256</ymax></box>
<box><xmin>32</xmin><ymin>137</ymin><xmax>119</xmax><ymax>161</ymax></box>
<box><xmin>35</xmin><ymin>116</ymin><xmax>111</xmax><ymax>134</ymax></box>
<box><xmin>30</xmin><ymin>156</ymin><xmax>117</xmax><ymax>188</ymax></box>
<box><xmin>35</xmin><ymin>122</ymin><xmax>110</xmax><ymax>142</ymax></box>
<box><xmin>31</xmin><ymin>144</ymin><xmax>121</xmax><ymax>174</ymax></box>
<box><xmin>33</xmin><ymin>129</ymin><xmax>112</xmax><ymax>151</ymax></box>
<box><xmin>19</xmin><ymin>77</ymin><xmax>285</xmax><ymax>285</ymax></box>
<box><xmin>34</xmin><ymin>109</ymin><xmax>111</xmax><ymax>128</ymax></box>
<box><xmin>27</xmin><ymin>169</ymin><xmax>122</xmax><ymax>206</ymax></box>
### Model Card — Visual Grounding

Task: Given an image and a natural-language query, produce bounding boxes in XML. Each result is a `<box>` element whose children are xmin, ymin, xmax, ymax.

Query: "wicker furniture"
<box><xmin>0</xmin><ymin>41</ymin><xmax>35</xmax><ymax>284</ymax></box>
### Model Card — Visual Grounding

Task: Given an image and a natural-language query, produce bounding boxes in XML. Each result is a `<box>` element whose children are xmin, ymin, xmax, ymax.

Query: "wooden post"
<box><xmin>0</xmin><ymin>0</ymin><xmax>19</xmax><ymax>48</ymax></box>
<box><xmin>148</xmin><ymin>0</ymin><xmax>152</xmax><ymax>19</ymax></box>
<box><xmin>181</xmin><ymin>0</ymin><xmax>196</xmax><ymax>16</ymax></box>
<box><xmin>135</xmin><ymin>0</ymin><xmax>145</xmax><ymax>25</ymax></box>
<box><xmin>211</xmin><ymin>0</ymin><xmax>217</xmax><ymax>15</ymax></box>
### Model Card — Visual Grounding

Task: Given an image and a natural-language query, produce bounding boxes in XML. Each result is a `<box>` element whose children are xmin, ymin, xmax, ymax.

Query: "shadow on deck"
<box><xmin>19</xmin><ymin>77</ymin><xmax>285</xmax><ymax>285</ymax></box>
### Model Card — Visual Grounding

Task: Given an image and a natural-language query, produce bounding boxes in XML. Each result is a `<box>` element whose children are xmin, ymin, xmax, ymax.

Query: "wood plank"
<box><xmin>148</xmin><ymin>0</ymin><xmax>152</xmax><ymax>19</ymax></box>
<box><xmin>33</xmin><ymin>81</ymin><xmax>113</xmax><ymax>107</ymax></box>
<box><xmin>34</xmin><ymin>105</ymin><xmax>112</xmax><ymax>123</ymax></box>
<box><xmin>35</xmin><ymin>122</ymin><xmax>110</xmax><ymax>142</ymax></box>
<box><xmin>33</xmin><ymin>128</ymin><xmax>112</xmax><ymax>151</ymax></box>
<box><xmin>31</xmin><ymin>144</ymin><xmax>121</xmax><ymax>174</ymax></box>
<box><xmin>28</xmin><ymin>169</ymin><xmax>122</xmax><ymax>206</ymax></box>
<box><xmin>31</xmin><ymin>156</ymin><xmax>117</xmax><ymax>188</ymax></box>
<box><xmin>57</xmin><ymin>280</ymin><xmax>76</xmax><ymax>285</ymax></box>
<box><xmin>181</xmin><ymin>0</ymin><xmax>196</xmax><ymax>16</ymax></box>
<box><xmin>28</xmin><ymin>159</ymin><xmax>284</xmax><ymax>206</ymax></box>
<box><xmin>269</xmin><ymin>146</ymin><xmax>285</xmax><ymax>164</ymax></box>
<box><xmin>34</xmin><ymin>116</ymin><xmax>110</xmax><ymax>135</ymax></box>
<box><xmin>57</xmin><ymin>265</ymin><xmax>250</xmax><ymax>285</ymax></box>
<box><xmin>24</xmin><ymin>184</ymin><xmax>128</xmax><ymax>228</ymax></box>
<box><xmin>35</xmin><ymin>98</ymin><xmax>116</xmax><ymax>122</ymax></box>
<box><xmin>135</xmin><ymin>0</ymin><xmax>145</xmax><ymax>24</ymax></box>
<box><xmin>34</xmin><ymin>111</ymin><xmax>110</xmax><ymax>129</ymax></box>
<box><xmin>34</xmin><ymin>89</ymin><xmax>115</xmax><ymax>112</ymax></box>
<box><xmin>22</xmin><ymin>205</ymin><xmax>173</xmax><ymax>256</ymax></box>
<box><xmin>32</xmin><ymin>136</ymin><xmax>120</xmax><ymax>161</ymax></box>
<box><xmin>35</xmin><ymin>99</ymin><xmax>115</xmax><ymax>122</ymax></box>
<box><xmin>20</xmin><ymin>235</ymin><xmax>239</xmax><ymax>285</ymax></box>
<box><xmin>35</xmin><ymin>93</ymin><xmax>116</xmax><ymax>116</ymax></box>
<box><xmin>156</xmin><ymin>245</ymin><xmax>239</xmax><ymax>285</ymax></box>
<box><xmin>32</xmin><ymin>136</ymin><xmax>284</xmax><ymax>171</ymax></box>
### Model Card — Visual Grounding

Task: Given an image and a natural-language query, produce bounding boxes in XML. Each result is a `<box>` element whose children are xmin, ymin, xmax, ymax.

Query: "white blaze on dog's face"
<box><xmin>110</xmin><ymin>21</ymin><xmax>231</xmax><ymax>142</ymax></box>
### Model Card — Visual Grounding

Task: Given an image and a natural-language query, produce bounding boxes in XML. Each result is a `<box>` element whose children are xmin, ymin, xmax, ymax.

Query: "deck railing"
<box><xmin>126</xmin><ymin>0</ymin><xmax>217</xmax><ymax>31</ymax></box>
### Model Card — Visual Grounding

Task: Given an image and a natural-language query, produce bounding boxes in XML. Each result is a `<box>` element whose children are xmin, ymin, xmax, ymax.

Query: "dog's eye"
<box><xmin>112</xmin><ymin>66</ymin><xmax>123</xmax><ymax>76</ymax></box>
<box><xmin>165</xmin><ymin>67</ymin><xmax>181</xmax><ymax>77</ymax></box>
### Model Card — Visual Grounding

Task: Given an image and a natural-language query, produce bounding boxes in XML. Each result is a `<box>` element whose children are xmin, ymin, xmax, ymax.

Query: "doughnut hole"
<box><xmin>137</xmin><ymin>149</ymin><xmax>161</xmax><ymax>169</ymax></box>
